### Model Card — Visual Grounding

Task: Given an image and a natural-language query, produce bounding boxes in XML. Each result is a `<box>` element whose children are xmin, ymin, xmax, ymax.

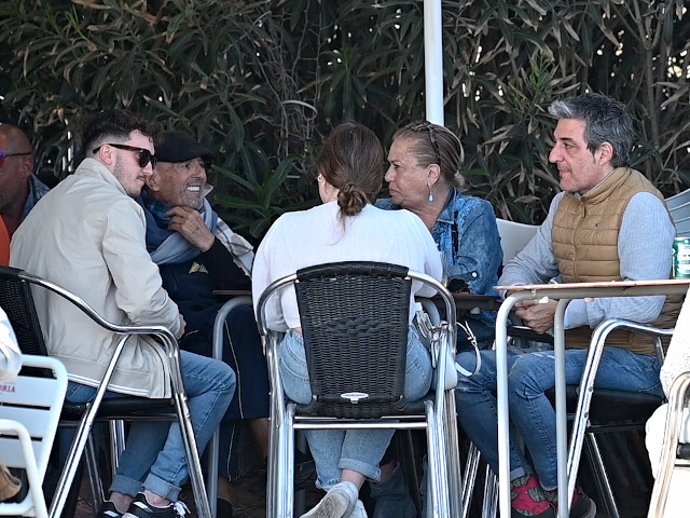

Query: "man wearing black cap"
<box><xmin>140</xmin><ymin>131</ymin><xmax>269</xmax><ymax>517</ymax></box>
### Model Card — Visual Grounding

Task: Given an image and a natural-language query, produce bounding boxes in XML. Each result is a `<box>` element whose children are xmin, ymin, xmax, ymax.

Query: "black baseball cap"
<box><xmin>155</xmin><ymin>131</ymin><xmax>215</xmax><ymax>163</ymax></box>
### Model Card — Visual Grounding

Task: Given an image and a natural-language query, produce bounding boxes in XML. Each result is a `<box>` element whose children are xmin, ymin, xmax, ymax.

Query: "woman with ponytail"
<box><xmin>252</xmin><ymin>122</ymin><xmax>442</xmax><ymax>518</ymax></box>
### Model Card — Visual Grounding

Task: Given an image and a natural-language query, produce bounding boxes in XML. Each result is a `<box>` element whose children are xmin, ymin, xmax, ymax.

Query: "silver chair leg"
<box><xmin>108</xmin><ymin>420</ymin><xmax>126</xmax><ymax>479</ymax></box>
<box><xmin>461</xmin><ymin>442</ymin><xmax>481</xmax><ymax>518</ymax></box>
<box><xmin>172</xmin><ymin>388</ymin><xmax>211</xmax><ymax>518</ymax></box>
<box><xmin>274</xmin><ymin>403</ymin><xmax>295</xmax><ymax>518</ymax></box>
<box><xmin>49</xmin><ymin>337</ymin><xmax>130</xmax><ymax>518</ymax></box>
<box><xmin>481</xmin><ymin>467</ymin><xmax>498</xmax><ymax>518</ymax></box>
<box><xmin>209</xmin><ymin>297</ymin><xmax>252</xmax><ymax>517</ymax></box>
<box><xmin>444</xmin><ymin>391</ymin><xmax>463</xmax><ymax>517</ymax></box>
<box><xmin>85</xmin><ymin>435</ymin><xmax>105</xmax><ymax>510</ymax></box>
<box><xmin>424</xmin><ymin>400</ymin><xmax>450</xmax><ymax>518</ymax></box>
<box><xmin>585</xmin><ymin>434</ymin><xmax>620</xmax><ymax>518</ymax></box>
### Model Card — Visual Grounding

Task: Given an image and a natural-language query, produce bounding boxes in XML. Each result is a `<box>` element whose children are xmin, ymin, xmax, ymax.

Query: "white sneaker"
<box><xmin>348</xmin><ymin>500</ymin><xmax>368</xmax><ymax>518</ymax></box>
<box><xmin>300</xmin><ymin>481</ymin><xmax>358</xmax><ymax>518</ymax></box>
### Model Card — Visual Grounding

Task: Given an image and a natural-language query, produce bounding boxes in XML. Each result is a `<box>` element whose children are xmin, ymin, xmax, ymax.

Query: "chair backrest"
<box><xmin>496</xmin><ymin>218</ymin><xmax>539</xmax><ymax>266</ymax></box>
<box><xmin>294</xmin><ymin>261</ymin><xmax>411</xmax><ymax>418</ymax></box>
<box><xmin>0</xmin><ymin>354</ymin><xmax>67</xmax><ymax>518</ymax></box>
<box><xmin>666</xmin><ymin>188</ymin><xmax>690</xmax><ymax>237</ymax></box>
<box><xmin>0</xmin><ymin>267</ymin><xmax>48</xmax><ymax>357</ymax></box>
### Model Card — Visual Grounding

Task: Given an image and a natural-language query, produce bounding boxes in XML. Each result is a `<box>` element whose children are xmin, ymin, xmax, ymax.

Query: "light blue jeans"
<box><xmin>65</xmin><ymin>350</ymin><xmax>235</xmax><ymax>501</ymax></box>
<box><xmin>279</xmin><ymin>327</ymin><xmax>432</xmax><ymax>489</ymax></box>
<box><xmin>455</xmin><ymin>346</ymin><xmax>663</xmax><ymax>490</ymax></box>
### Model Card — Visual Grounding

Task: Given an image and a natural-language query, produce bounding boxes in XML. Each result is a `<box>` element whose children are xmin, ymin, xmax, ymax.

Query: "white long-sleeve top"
<box><xmin>252</xmin><ymin>202</ymin><xmax>443</xmax><ymax>332</ymax></box>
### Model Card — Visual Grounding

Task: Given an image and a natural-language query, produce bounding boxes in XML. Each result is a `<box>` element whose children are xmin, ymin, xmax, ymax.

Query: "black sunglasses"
<box><xmin>93</xmin><ymin>143</ymin><xmax>158</xmax><ymax>168</ymax></box>
<box><xmin>0</xmin><ymin>151</ymin><xmax>32</xmax><ymax>168</ymax></box>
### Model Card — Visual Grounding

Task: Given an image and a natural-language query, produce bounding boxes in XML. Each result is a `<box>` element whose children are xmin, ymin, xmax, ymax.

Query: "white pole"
<box><xmin>424</xmin><ymin>0</ymin><xmax>444</xmax><ymax>125</ymax></box>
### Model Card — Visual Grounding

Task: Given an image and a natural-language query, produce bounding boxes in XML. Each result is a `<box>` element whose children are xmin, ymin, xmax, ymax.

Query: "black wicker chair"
<box><xmin>0</xmin><ymin>266</ymin><xmax>212</xmax><ymax>518</ymax></box>
<box><xmin>256</xmin><ymin>261</ymin><xmax>462</xmax><ymax>518</ymax></box>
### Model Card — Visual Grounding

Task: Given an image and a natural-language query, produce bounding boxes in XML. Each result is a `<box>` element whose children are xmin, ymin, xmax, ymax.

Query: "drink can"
<box><xmin>673</xmin><ymin>237</ymin><xmax>690</xmax><ymax>278</ymax></box>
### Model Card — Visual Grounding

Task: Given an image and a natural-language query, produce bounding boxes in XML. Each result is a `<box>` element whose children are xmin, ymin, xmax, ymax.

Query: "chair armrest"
<box><xmin>20</xmin><ymin>270</ymin><xmax>187</xmax><ymax>401</ymax></box>
<box><xmin>577</xmin><ymin>319</ymin><xmax>673</xmax><ymax>402</ymax></box>
<box><xmin>212</xmin><ymin>296</ymin><xmax>253</xmax><ymax>360</ymax></box>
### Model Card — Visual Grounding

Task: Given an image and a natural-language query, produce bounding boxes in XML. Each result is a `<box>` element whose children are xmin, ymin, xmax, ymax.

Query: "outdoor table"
<box><xmin>213</xmin><ymin>289</ymin><xmax>252</xmax><ymax>298</ymax></box>
<box><xmin>493</xmin><ymin>279</ymin><xmax>690</xmax><ymax>518</ymax></box>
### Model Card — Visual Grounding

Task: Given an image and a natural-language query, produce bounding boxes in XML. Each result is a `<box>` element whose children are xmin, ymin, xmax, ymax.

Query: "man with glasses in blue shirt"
<box><xmin>0</xmin><ymin>123</ymin><xmax>50</xmax><ymax>237</ymax></box>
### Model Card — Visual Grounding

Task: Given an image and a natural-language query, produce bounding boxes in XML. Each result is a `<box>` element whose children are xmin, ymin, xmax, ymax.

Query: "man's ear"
<box><xmin>95</xmin><ymin>144</ymin><xmax>115</xmax><ymax>167</ymax></box>
<box><xmin>19</xmin><ymin>156</ymin><xmax>34</xmax><ymax>180</ymax></box>
<box><xmin>597</xmin><ymin>142</ymin><xmax>614</xmax><ymax>165</ymax></box>
<box><xmin>145</xmin><ymin>172</ymin><xmax>161</xmax><ymax>191</ymax></box>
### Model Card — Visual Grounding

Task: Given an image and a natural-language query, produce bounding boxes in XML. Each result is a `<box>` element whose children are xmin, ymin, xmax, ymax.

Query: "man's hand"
<box><xmin>514</xmin><ymin>298</ymin><xmax>558</xmax><ymax>335</ymax></box>
<box><xmin>166</xmin><ymin>206</ymin><xmax>215</xmax><ymax>252</ymax></box>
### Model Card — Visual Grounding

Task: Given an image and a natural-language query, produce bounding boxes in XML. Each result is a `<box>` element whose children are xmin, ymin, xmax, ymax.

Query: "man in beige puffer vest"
<box><xmin>455</xmin><ymin>93</ymin><xmax>678</xmax><ymax>518</ymax></box>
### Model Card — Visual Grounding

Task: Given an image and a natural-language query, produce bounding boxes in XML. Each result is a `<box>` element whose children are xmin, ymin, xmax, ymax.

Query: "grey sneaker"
<box><xmin>300</xmin><ymin>481</ymin><xmax>358</xmax><ymax>518</ymax></box>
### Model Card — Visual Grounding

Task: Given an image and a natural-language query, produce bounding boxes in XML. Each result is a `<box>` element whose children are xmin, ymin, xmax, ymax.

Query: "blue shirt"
<box><xmin>21</xmin><ymin>175</ymin><xmax>50</xmax><ymax>223</ymax></box>
<box><xmin>378</xmin><ymin>189</ymin><xmax>502</xmax><ymax>326</ymax></box>
<box><xmin>378</xmin><ymin>189</ymin><xmax>502</xmax><ymax>295</ymax></box>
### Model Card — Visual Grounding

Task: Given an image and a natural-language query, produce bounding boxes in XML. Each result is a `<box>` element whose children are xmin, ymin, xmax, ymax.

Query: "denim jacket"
<box><xmin>20</xmin><ymin>175</ymin><xmax>50</xmax><ymax>222</ymax></box>
<box><xmin>377</xmin><ymin>189</ymin><xmax>503</xmax><ymax>326</ymax></box>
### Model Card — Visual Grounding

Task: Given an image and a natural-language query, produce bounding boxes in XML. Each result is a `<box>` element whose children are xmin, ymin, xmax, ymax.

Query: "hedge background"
<box><xmin>1</xmin><ymin>0</ymin><xmax>689</xmax><ymax>240</ymax></box>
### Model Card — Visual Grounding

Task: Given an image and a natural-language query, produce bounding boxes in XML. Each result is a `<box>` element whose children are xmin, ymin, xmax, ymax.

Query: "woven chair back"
<box><xmin>0</xmin><ymin>266</ymin><xmax>48</xmax><ymax>357</ymax></box>
<box><xmin>295</xmin><ymin>261</ymin><xmax>411</xmax><ymax>418</ymax></box>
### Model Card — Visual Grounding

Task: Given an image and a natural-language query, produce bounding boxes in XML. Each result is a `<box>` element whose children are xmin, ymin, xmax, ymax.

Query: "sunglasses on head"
<box><xmin>0</xmin><ymin>151</ymin><xmax>32</xmax><ymax>168</ymax></box>
<box><xmin>93</xmin><ymin>143</ymin><xmax>158</xmax><ymax>168</ymax></box>
<box><xmin>406</xmin><ymin>121</ymin><xmax>442</xmax><ymax>166</ymax></box>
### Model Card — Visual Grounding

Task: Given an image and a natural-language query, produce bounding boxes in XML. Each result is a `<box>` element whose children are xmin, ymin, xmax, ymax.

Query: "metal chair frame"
<box><xmin>256</xmin><ymin>261</ymin><xmax>462</xmax><ymax>518</ymax></box>
<box><xmin>462</xmin><ymin>318</ymin><xmax>672</xmax><ymax>518</ymax></box>
<box><xmin>0</xmin><ymin>266</ymin><xmax>212</xmax><ymax>518</ymax></box>
<box><xmin>206</xmin><ymin>295</ymin><xmax>253</xmax><ymax>518</ymax></box>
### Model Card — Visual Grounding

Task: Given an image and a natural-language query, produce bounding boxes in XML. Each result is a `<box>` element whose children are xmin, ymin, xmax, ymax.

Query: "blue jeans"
<box><xmin>279</xmin><ymin>327</ymin><xmax>432</xmax><ymax>490</ymax></box>
<box><xmin>455</xmin><ymin>346</ymin><xmax>663</xmax><ymax>490</ymax></box>
<box><xmin>66</xmin><ymin>350</ymin><xmax>235</xmax><ymax>501</ymax></box>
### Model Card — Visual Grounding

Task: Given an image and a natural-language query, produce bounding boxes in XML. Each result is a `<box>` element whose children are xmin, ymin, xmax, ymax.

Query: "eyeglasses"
<box><xmin>0</xmin><ymin>151</ymin><xmax>31</xmax><ymax>168</ymax></box>
<box><xmin>93</xmin><ymin>143</ymin><xmax>158</xmax><ymax>168</ymax></box>
<box><xmin>406</xmin><ymin>121</ymin><xmax>442</xmax><ymax>166</ymax></box>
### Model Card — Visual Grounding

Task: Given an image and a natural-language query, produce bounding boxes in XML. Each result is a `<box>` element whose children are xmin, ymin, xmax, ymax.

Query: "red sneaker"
<box><xmin>510</xmin><ymin>475</ymin><xmax>556</xmax><ymax>518</ymax></box>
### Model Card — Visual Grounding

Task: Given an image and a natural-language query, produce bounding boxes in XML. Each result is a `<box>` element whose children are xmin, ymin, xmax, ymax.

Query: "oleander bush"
<box><xmin>1</xmin><ymin>0</ymin><xmax>689</xmax><ymax>238</ymax></box>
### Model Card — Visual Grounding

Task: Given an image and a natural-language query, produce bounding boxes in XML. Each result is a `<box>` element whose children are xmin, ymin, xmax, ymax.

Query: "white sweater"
<box><xmin>252</xmin><ymin>202</ymin><xmax>443</xmax><ymax>331</ymax></box>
